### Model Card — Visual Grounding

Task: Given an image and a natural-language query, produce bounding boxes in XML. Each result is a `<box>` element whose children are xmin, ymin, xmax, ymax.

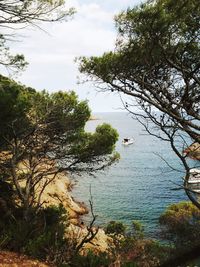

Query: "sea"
<box><xmin>72</xmin><ymin>112</ymin><xmax>196</xmax><ymax>237</ymax></box>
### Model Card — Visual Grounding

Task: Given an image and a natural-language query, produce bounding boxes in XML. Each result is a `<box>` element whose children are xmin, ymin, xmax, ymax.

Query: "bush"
<box><xmin>71</xmin><ymin>250</ymin><xmax>111</xmax><ymax>267</ymax></box>
<box><xmin>0</xmin><ymin>204</ymin><xmax>70</xmax><ymax>265</ymax></box>
<box><xmin>105</xmin><ymin>221</ymin><xmax>126</xmax><ymax>235</ymax></box>
<box><xmin>122</xmin><ymin>262</ymin><xmax>138</xmax><ymax>267</ymax></box>
<box><xmin>25</xmin><ymin>205</ymin><xmax>68</xmax><ymax>260</ymax></box>
<box><xmin>130</xmin><ymin>221</ymin><xmax>144</xmax><ymax>240</ymax></box>
<box><xmin>159</xmin><ymin>201</ymin><xmax>200</xmax><ymax>248</ymax></box>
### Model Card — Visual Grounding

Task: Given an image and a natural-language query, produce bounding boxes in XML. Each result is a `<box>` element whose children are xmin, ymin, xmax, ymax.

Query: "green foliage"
<box><xmin>0</xmin><ymin>1</ymin><xmax>74</xmax><ymax>73</ymax></box>
<box><xmin>105</xmin><ymin>220</ymin><xmax>144</xmax><ymax>239</ymax></box>
<box><xmin>0</xmin><ymin>75</ymin><xmax>119</xmax><ymax>266</ymax></box>
<box><xmin>118</xmin><ymin>238</ymin><xmax>170</xmax><ymax>267</ymax></box>
<box><xmin>0</xmin><ymin>75</ymin><xmax>119</xmax><ymax>219</ymax></box>
<box><xmin>159</xmin><ymin>201</ymin><xmax>200</xmax><ymax>248</ymax></box>
<box><xmin>122</xmin><ymin>263</ymin><xmax>138</xmax><ymax>267</ymax></box>
<box><xmin>29</xmin><ymin>89</ymin><xmax>119</xmax><ymax>169</ymax></box>
<box><xmin>80</xmin><ymin>0</ymin><xmax>200</xmax><ymax>94</ymax></box>
<box><xmin>0</xmin><ymin>34</ymin><xmax>27</xmax><ymax>73</ymax></box>
<box><xmin>141</xmin><ymin>240</ymin><xmax>171</xmax><ymax>266</ymax></box>
<box><xmin>131</xmin><ymin>220</ymin><xmax>144</xmax><ymax>239</ymax></box>
<box><xmin>71</xmin><ymin>250</ymin><xmax>111</xmax><ymax>267</ymax></box>
<box><xmin>30</xmin><ymin>90</ymin><xmax>91</xmax><ymax>136</ymax></box>
<box><xmin>79</xmin><ymin>0</ymin><xmax>200</xmax><ymax>148</ymax></box>
<box><xmin>0</xmin><ymin>75</ymin><xmax>34</xmax><ymax>147</ymax></box>
<box><xmin>104</xmin><ymin>220</ymin><xmax>171</xmax><ymax>267</ymax></box>
<box><xmin>105</xmin><ymin>221</ymin><xmax>126</xmax><ymax>235</ymax></box>
<box><xmin>0</xmin><ymin>180</ymin><xmax>15</xmax><ymax>203</ymax></box>
<box><xmin>0</xmin><ymin>76</ymin><xmax>118</xmax><ymax>166</ymax></box>
<box><xmin>0</xmin><ymin>205</ymin><xmax>69</xmax><ymax>264</ymax></box>
<box><xmin>25</xmin><ymin>205</ymin><xmax>68</xmax><ymax>260</ymax></box>
<box><xmin>93</xmin><ymin>123</ymin><xmax>119</xmax><ymax>155</ymax></box>
<box><xmin>70</xmin><ymin>123</ymin><xmax>119</xmax><ymax>163</ymax></box>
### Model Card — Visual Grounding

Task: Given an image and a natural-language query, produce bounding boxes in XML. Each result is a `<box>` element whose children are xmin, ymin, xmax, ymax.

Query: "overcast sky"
<box><xmin>10</xmin><ymin>0</ymin><xmax>142</xmax><ymax>112</ymax></box>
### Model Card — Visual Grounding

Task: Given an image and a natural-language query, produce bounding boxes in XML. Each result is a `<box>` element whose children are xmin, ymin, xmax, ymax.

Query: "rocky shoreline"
<box><xmin>39</xmin><ymin>172</ymin><xmax>89</xmax><ymax>225</ymax></box>
<box><xmin>40</xmin><ymin>172</ymin><xmax>110</xmax><ymax>253</ymax></box>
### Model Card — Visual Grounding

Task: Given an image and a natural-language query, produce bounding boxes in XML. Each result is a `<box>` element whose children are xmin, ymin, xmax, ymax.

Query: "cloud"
<box><xmin>14</xmin><ymin>1</ymin><xmax>115</xmax><ymax>86</ymax></box>
<box><xmin>9</xmin><ymin>0</ymin><xmax>141</xmax><ymax>111</ymax></box>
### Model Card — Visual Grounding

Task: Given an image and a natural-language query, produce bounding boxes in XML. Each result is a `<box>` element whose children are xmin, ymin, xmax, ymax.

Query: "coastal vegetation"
<box><xmin>79</xmin><ymin>0</ymin><xmax>200</xmax><ymax>208</ymax></box>
<box><xmin>78</xmin><ymin>0</ymin><xmax>200</xmax><ymax>264</ymax></box>
<box><xmin>0</xmin><ymin>74</ymin><xmax>120</xmax><ymax>265</ymax></box>
<box><xmin>0</xmin><ymin>0</ymin><xmax>200</xmax><ymax>266</ymax></box>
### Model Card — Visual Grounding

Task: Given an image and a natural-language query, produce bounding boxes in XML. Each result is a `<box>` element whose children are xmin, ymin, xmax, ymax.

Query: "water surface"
<box><xmin>73</xmin><ymin>112</ymin><xmax>190</xmax><ymax>236</ymax></box>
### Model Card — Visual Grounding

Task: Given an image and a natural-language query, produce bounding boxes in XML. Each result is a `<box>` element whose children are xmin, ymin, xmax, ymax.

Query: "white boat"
<box><xmin>187</xmin><ymin>168</ymin><xmax>200</xmax><ymax>184</ymax></box>
<box><xmin>122</xmin><ymin>138</ymin><xmax>134</xmax><ymax>146</ymax></box>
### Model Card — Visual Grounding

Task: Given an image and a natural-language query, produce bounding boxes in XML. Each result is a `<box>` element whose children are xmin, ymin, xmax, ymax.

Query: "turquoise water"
<box><xmin>72</xmin><ymin>112</ymin><xmax>189</xmax><ymax>236</ymax></box>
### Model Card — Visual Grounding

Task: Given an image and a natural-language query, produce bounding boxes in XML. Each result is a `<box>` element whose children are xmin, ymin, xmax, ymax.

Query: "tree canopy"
<box><xmin>160</xmin><ymin>201</ymin><xmax>200</xmax><ymax>247</ymax></box>
<box><xmin>0</xmin><ymin>75</ymin><xmax>119</xmax><ymax>220</ymax></box>
<box><xmin>79</xmin><ymin>0</ymin><xmax>200</xmax><ymax>207</ymax></box>
<box><xmin>0</xmin><ymin>0</ymin><xmax>74</xmax><ymax>72</ymax></box>
<box><xmin>0</xmin><ymin>1</ymin><xmax>72</xmax><ymax>25</ymax></box>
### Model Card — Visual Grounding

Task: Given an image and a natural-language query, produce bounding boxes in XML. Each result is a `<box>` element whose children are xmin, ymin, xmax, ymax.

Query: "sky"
<box><xmin>8</xmin><ymin>0</ymin><xmax>143</xmax><ymax>112</ymax></box>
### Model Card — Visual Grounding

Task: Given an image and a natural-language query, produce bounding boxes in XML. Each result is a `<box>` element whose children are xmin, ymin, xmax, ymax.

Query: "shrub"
<box><xmin>105</xmin><ymin>221</ymin><xmax>126</xmax><ymax>235</ymax></box>
<box><xmin>0</xmin><ymin>204</ymin><xmax>70</xmax><ymax>265</ymax></box>
<box><xmin>130</xmin><ymin>221</ymin><xmax>144</xmax><ymax>240</ymax></box>
<box><xmin>159</xmin><ymin>201</ymin><xmax>200</xmax><ymax>248</ymax></box>
<box><xmin>71</xmin><ymin>250</ymin><xmax>111</xmax><ymax>267</ymax></box>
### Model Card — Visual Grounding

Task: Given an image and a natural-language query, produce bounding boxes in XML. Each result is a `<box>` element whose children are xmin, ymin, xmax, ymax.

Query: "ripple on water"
<box><xmin>72</xmin><ymin>112</ymin><xmax>188</xmax><ymax>236</ymax></box>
